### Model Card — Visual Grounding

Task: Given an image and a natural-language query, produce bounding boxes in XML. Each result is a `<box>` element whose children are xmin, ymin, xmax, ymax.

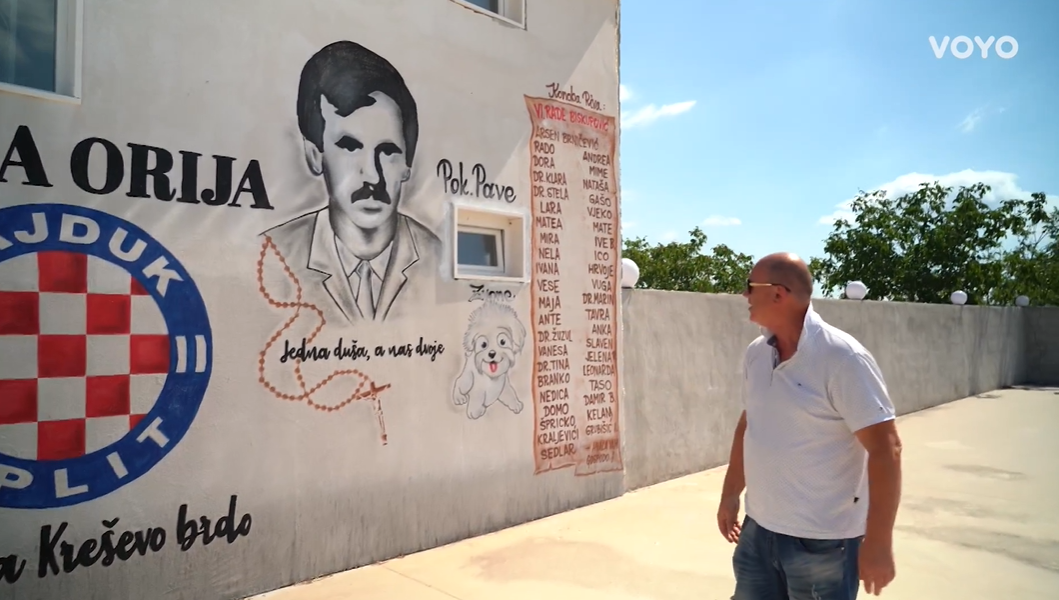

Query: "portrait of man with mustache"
<box><xmin>262</xmin><ymin>41</ymin><xmax>443</xmax><ymax>325</ymax></box>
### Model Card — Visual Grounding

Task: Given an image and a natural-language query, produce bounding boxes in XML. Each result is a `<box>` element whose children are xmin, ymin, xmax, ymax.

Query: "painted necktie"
<box><xmin>356</xmin><ymin>261</ymin><xmax>375</xmax><ymax>320</ymax></box>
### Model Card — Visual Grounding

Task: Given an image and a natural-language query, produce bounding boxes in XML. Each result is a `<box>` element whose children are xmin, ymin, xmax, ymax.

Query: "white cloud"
<box><xmin>622</xmin><ymin>220</ymin><xmax>636</xmax><ymax>230</ymax></box>
<box><xmin>958</xmin><ymin>108</ymin><xmax>985</xmax><ymax>133</ymax></box>
<box><xmin>619</xmin><ymin>85</ymin><xmax>695</xmax><ymax>129</ymax></box>
<box><xmin>702</xmin><ymin>215</ymin><xmax>742</xmax><ymax>227</ymax></box>
<box><xmin>958</xmin><ymin>105</ymin><xmax>1006</xmax><ymax>133</ymax></box>
<box><xmin>659</xmin><ymin>231</ymin><xmax>678</xmax><ymax>242</ymax></box>
<box><xmin>622</xmin><ymin>101</ymin><xmax>697</xmax><ymax>129</ymax></box>
<box><xmin>818</xmin><ymin>169</ymin><xmax>1054</xmax><ymax>225</ymax></box>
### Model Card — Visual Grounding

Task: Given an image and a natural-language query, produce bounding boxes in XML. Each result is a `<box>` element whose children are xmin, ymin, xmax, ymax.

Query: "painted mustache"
<box><xmin>351</xmin><ymin>181</ymin><xmax>391</xmax><ymax>205</ymax></box>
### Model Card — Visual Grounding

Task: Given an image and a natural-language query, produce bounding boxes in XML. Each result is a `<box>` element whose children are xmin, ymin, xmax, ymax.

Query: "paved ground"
<box><xmin>251</xmin><ymin>387</ymin><xmax>1059</xmax><ymax>600</ymax></box>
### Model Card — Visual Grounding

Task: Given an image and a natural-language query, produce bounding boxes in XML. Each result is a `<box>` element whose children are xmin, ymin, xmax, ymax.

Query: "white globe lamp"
<box><xmin>621</xmin><ymin>257</ymin><xmax>640</xmax><ymax>288</ymax></box>
<box><xmin>844</xmin><ymin>281</ymin><xmax>868</xmax><ymax>301</ymax></box>
<box><xmin>950</xmin><ymin>290</ymin><xmax>968</xmax><ymax>305</ymax></box>
<box><xmin>1015</xmin><ymin>295</ymin><xmax>1030</xmax><ymax>307</ymax></box>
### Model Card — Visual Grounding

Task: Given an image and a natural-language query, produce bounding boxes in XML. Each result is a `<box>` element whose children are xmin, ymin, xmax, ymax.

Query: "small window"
<box><xmin>453</xmin><ymin>205</ymin><xmax>527</xmax><ymax>282</ymax></box>
<box><xmin>457</xmin><ymin>227</ymin><xmax>505</xmax><ymax>273</ymax></box>
<box><xmin>0</xmin><ymin>0</ymin><xmax>82</xmax><ymax>101</ymax></box>
<box><xmin>451</xmin><ymin>0</ymin><xmax>525</xmax><ymax>27</ymax></box>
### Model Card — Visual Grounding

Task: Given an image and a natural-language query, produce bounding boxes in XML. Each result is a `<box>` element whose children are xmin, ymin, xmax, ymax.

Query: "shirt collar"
<box><xmin>334</xmin><ymin>235</ymin><xmax>392</xmax><ymax>280</ymax></box>
<box><xmin>763</xmin><ymin>302</ymin><xmax>822</xmax><ymax>348</ymax></box>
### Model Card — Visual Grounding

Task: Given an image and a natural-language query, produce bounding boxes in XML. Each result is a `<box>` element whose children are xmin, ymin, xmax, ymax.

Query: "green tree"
<box><xmin>621</xmin><ymin>227</ymin><xmax>754</xmax><ymax>294</ymax></box>
<box><xmin>993</xmin><ymin>200</ymin><xmax>1059</xmax><ymax>306</ymax></box>
<box><xmin>809</xmin><ymin>182</ymin><xmax>1056</xmax><ymax>305</ymax></box>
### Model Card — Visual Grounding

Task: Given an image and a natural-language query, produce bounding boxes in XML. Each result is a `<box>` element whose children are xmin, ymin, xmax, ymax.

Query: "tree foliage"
<box><xmin>620</xmin><ymin>182</ymin><xmax>1055</xmax><ymax>306</ymax></box>
<box><xmin>621</xmin><ymin>227</ymin><xmax>754</xmax><ymax>294</ymax></box>
<box><xmin>993</xmin><ymin>201</ymin><xmax>1059</xmax><ymax>306</ymax></box>
<box><xmin>808</xmin><ymin>182</ymin><xmax>1057</xmax><ymax>305</ymax></box>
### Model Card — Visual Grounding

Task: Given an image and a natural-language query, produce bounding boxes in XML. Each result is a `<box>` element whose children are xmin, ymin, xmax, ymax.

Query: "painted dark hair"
<box><xmin>297</xmin><ymin>41</ymin><xmax>419</xmax><ymax>166</ymax></box>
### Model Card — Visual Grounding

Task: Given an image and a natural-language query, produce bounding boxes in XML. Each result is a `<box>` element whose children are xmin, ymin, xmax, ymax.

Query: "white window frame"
<box><xmin>452</xmin><ymin>203</ymin><xmax>528</xmax><ymax>283</ymax></box>
<box><xmin>449</xmin><ymin>0</ymin><xmax>526</xmax><ymax>29</ymax></box>
<box><xmin>0</xmin><ymin>0</ymin><xmax>83</xmax><ymax>104</ymax></box>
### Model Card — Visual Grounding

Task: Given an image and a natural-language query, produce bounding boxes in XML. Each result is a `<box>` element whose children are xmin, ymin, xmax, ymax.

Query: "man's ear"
<box><xmin>303</xmin><ymin>138</ymin><xmax>323</xmax><ymax>176</ymax></box>
<box><xmin>400</xmin><ymin>164</ymin><xmax>411</xmax><ymax>182</ymax></box>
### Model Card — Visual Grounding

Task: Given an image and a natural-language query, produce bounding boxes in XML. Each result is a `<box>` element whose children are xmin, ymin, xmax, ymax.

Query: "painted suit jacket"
<box><xmin>261</xmin><ymin>207</ymin><xmax>442</xmax><ymax>325</ymax></box>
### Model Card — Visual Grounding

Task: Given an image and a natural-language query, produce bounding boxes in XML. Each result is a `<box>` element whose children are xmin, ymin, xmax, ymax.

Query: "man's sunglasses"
<box><xmin>746</xmin><ymin>279</ymin><xmax>791</xmax><ymax>294</ymax></box>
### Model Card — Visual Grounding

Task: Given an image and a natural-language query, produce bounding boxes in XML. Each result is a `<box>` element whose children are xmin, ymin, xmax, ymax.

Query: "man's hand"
<box><xmin>716</xmin><ymin>494</ymin><xmax>742</xmax><ymax>543</ymax></box>
<box><xmin>859</xmin><ymin>536</ymin><xmax>896</xmax><ymax>595</ymax></box>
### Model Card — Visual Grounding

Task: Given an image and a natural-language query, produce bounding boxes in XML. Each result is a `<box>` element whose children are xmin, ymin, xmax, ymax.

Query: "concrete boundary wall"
<box><xmin>619</xmin><ymin>289</ymin><xmax>1050</xmax><ymax>491</ymax></box>
<box><xmin>1025</xmin><ymin>307</ymin><xmax>1059</xmax><ymax>385</ymax></box>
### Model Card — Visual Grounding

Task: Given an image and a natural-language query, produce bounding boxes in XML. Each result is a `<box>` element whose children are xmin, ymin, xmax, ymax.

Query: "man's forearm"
<box><xmin>721</xmin><ymin>412</ymin><xmax>747</xmax><ymax>498</ymax></box>
<box><xmin>864</xmin><ymin>445</ymin><xmax>902</xmax><ymax>542</ymax></box>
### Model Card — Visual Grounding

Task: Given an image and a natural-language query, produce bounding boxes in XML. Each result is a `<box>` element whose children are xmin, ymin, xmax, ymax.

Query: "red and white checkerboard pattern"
<box><xmin>0</xmin><ymin>251</ymin><xmax>169</xmax><ymax>461</ymax></box>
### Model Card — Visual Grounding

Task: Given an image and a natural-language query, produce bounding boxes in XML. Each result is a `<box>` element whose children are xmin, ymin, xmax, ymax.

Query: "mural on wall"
<box><xmin>452</xmin><ymin>299</ymin><xmax>527</xmax><ymax>419</ymax></box>
<box><xmin>260</xmin><ymin>40</ymin><xmax>442</xmax><ymax>325</ymax></box>
<box><xmin>0</xmin><ymin>203</ymin><xmax>213</xmax><ymax>510</ymax></box>
<box><xmin>255</xmin><ymin>40</ymin><xmax>452</xmax><ymax>443</ymax></box>
<box><xmin>525</xmin><ymin>89</ymin><xmax>623</xmax><ymax>476</ymax></box>
<box><xmin>0</xmin><ymin>127</ymin><xmax>259</xmax><ymax>587</ymax></box>
<box><xmin>0</xmin><ymin>0</ymin><xmax>622</xmax><ymax>588</ymax></box>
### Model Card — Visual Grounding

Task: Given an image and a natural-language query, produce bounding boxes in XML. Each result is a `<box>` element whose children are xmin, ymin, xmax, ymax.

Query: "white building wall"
<box><xmin>0</xmin><ymin>0</ymin><xmax>623</xmax><ymax>598</ymax></box>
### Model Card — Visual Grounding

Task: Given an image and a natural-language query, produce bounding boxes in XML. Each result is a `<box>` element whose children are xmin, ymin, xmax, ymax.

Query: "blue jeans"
<box><xmin>732</xmin><ymin>516</ymin><xmax>861</xmax><ymax>600</ymax></box>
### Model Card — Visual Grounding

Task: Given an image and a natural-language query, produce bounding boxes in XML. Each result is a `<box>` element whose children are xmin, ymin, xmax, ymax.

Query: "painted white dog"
<box><xmin>452</xmin><ymin>300</ymin><xmax>526</xmax><ymax>419</ymax></box>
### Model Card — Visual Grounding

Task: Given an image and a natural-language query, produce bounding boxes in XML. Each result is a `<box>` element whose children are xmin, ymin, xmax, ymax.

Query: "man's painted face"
<box><xmin>316</xmin><ymin>92</ymin><xmax>410</xmax><ymax>230</ymax></box>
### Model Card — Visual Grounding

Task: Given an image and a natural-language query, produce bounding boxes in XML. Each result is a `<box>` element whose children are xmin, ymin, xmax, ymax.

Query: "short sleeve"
<box><xmin>827</xmin><ymin>350</ymin><xmax>896</xmax><ymax>433</ymax></box>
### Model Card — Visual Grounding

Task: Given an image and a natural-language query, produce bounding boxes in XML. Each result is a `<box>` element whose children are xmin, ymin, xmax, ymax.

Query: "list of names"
<box><xmin>524</xmin><ymin>95</ymin><xmax>622</xmax><ymax>476</ymax></box>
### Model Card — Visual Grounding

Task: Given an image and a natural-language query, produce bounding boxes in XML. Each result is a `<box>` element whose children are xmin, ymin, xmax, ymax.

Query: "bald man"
<box><xmin>717</xmin><ymin>253</ymin><xmax>902</xmax><ymax>599</ymax></box>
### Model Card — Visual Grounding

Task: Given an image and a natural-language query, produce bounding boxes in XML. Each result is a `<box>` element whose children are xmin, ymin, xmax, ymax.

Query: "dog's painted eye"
<box><xmin>479</xmin><ymin>339</ymin><xmax>488</xmax><ymax>349</ymax></box>
<box><xmin>497</xmin><ymin>332</ymin><xmax>511</xmax><ymax>347</ymax></box>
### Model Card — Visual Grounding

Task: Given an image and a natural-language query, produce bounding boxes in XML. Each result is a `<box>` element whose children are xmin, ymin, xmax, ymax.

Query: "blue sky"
<box><xmin>618</xmin><ymin>0</ymin><xmax>1059</xmax><ymax>272</ymax></box>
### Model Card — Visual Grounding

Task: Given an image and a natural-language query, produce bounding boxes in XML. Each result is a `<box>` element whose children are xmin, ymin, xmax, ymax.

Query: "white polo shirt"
<box><xmin>742</xmin><ymin>304</ymin><xmax>896</xmax><ymax>540</ymax></box>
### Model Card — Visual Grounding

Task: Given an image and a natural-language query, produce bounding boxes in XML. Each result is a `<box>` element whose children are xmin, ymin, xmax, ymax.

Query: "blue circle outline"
<box><xmin>0</xmin><ymin>203</ymin><xmax>213</xmax><ymax>509</ymax></box>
